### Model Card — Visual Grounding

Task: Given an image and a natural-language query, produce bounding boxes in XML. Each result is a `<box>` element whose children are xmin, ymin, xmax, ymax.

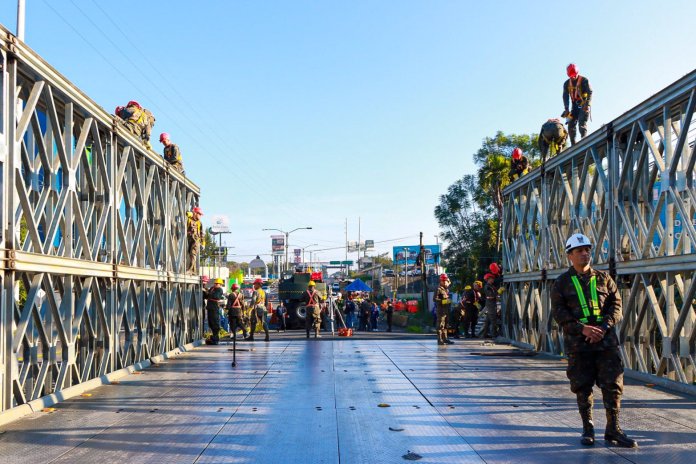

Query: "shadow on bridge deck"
<box><xmin>0</xmin><ymin>332</ymin><xmax>694</xmax><ymax>463</ymax></box>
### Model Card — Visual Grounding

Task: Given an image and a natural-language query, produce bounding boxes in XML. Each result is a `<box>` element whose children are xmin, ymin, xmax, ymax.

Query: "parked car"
<box><xmin>383</xmin><ymin>269</ymin><xmax>395</xmax><ymax>277</ymax></box>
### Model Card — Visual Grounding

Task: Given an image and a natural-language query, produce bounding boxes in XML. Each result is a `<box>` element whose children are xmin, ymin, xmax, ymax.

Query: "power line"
<box><xmin>42</xmin><ymin>0</ymin><xmax>301</xmax><ymax>224</ymax></box>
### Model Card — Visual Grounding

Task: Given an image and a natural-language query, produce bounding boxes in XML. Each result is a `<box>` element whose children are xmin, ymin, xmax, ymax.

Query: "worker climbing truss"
<box><xmin>502</xmin><ymin>69</ymin><xmax>696</xmax><ymax>387</ymax></box>
<box><xmin>0</xmin><ymin>25</ymin><xmax>202</xmax><ymax>412</ymax></box>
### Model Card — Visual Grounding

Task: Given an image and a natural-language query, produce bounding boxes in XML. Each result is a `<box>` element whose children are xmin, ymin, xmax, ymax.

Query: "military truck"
<box><xmin>277</xmin><ymin>271</ymin><xmax>327</xmax><ymax>329</ymax></box>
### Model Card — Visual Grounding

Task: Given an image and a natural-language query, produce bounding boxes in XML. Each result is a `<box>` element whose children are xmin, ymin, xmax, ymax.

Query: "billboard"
<box><xmin>210</xmin><ymin>214</ymin><xmax>231</xmax><ymax>233</ymax></box>
<box><xmin>293</xmin><ymin>248</ymin><xmax>302</xmax><ymax>256</ymax></box>
<box><xmin>393</xmin><ymin>245</ymin><xmax>441</xmax><ymax>265</ymax></box>
<box><xmin>271</xmin><ymin>235</ymin><xmax>285</xmax><ymax>254</ymax></box>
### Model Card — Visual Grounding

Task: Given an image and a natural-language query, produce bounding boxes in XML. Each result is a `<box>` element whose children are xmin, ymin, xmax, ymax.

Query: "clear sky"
<box><xmin>2</xmin><ymin>0</ymin><xmax>695</xmax><ymax>264</ymax></box>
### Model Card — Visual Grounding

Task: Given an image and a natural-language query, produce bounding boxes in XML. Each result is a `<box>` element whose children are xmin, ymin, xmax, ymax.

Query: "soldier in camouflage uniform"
<box><xmin>433</xmin><ymin>274</ymin><xmax>454</xmax><ymax>345</ymax></box>
<box><xmin>186</xmin><ymin>207</ymin><xmax>204</xmax><ymax>274</ymax></box>
<box><xmin>551</xmin><ymin>233</ymin><xmax>637</xmax><ymax>448</ymax></box>
<box><xmin>562</xmin><ymin>63</ymin><xmax>592</xmax><ymax>145</ymax></box>
<box><xmin>462</xmin><ymin>280</ymin><xmax>483</xmax><ymax>338</ymax></box>
<box><xmin>480</xmin><ymin>274</ymin><xmax>499</xmax><ymax>338</ymax></box>
<box><xmin>301</xmin><ymin>281</ymin><xmax>324</xmax><ymax>338</ymax></box>
<box><xmin>226</xmin><ymin>283</ymin><xmax>249</xmax><ymax>341</ymax></box>
<box><xmin>249</xmin><ymin>278</ymin><xmax>270</xmax><ymax>342</ymax></box>
<box><xmin>159</xmin><ymin>132</ymin><xmax>185</xmax><ymax>174</ymax></box>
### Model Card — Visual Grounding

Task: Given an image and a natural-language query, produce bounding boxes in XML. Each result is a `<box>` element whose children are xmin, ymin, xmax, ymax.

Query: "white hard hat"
<box><xmin>565</xmin><ymin>233</ymin><xmax>592</xmax><ymax>253</ymax></box>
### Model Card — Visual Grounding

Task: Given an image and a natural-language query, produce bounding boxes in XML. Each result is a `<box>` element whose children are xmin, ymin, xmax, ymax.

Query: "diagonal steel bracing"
<box><xmin>0</xmin><ymin>25</ymin><xmax>203</xmax><ymax>413</ymax></box>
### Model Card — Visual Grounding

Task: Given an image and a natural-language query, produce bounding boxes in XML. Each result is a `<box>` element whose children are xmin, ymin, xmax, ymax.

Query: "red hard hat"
<box><xmin>231</xmin><ymin>283</ymin><xmax>239</xmax><ymax>290</ymax></box>
<box><xmin>254</xmin><ymin>278</ymin><xmax>263</xmax><ymax>285</ymax></box>
<box><xmin>159</xmin><ymin>132</ymin><xmax>170</xmax><ymax>143</ymax></box>
<box><xmin>439</xmin><ymin>274</ymin><xmax>449</xmax><ymax>281</ymax></box>
<box><xmin>512</xmin><ymin>148</ymin><xmax>523</xmax><ymax>160</ymax></box>
<box><xmin>489</xmin><ymin>262</ymin><xmax>501</xmax><ymax>274</ymax></box>
<box><xmin>127</xmin><ymin>100</ymin><xmax>141</xmax><ymax>108</ymax></box>
<box><xmin>484</xmin><ymin>273</ymin><xmax>495</xmax><ymax>281</ymax></box>
<box><xmin>566</xmin><ymin>63</ymin><xmax>578</xmax><ymax>78</ymax></box>
<box><xmin>192</xmin><ymin>206</ymin><xmax>203</xmax><ymax>216</ymax></box>
<box><xmin>201</xmin><ymin>275</ymin><xmax>209</xmax><ymax>282</ymax></box>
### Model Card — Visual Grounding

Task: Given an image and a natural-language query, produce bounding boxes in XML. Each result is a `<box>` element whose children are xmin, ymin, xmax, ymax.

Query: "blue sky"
<box><xmin>2</xmin><ymin>0</ymin><xmax>695</xmax><ymax>264</ymax></box>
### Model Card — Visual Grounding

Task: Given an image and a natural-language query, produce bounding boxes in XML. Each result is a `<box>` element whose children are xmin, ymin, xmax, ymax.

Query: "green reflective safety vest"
<box><xmin>570</xmin><ymin>275</ymin><xmax>603</xmax><ymax>324</ymax></box>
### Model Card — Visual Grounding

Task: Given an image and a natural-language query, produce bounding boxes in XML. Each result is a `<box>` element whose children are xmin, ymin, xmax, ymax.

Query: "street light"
<box><xmin>262</xmin><ymin>227</ymin><xmax>312</xmax><ymax>272</ymax></box>
<box><xmin>299</xmin><ymin>244</ymin><xmax>318</xmax><ymax>266</ymax></box>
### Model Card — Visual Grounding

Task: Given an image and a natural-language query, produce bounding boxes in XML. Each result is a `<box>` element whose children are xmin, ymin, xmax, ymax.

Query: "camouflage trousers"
<box><xmin>187</xmin><ymin>240</ymin><xmax>199</xmax><ymax>274</ymax></box>
<box><xmin>568</xmin><ymin>105</ymin><xmax>589</xmax><ymax>145</ymax></box>
<box><xmin>436</xmin><ymin>309</ymin><xmax>449</xmax><ymax>342</ymax></box>
<box><xmin>566</xmin><ymin>348</ymin><xmax>623</xmax><ymax>410</ymax></box>
<box><xmin>305</xmin><ymin>305</ymin><xmax>322</xmax><ymax>335</ymax></box>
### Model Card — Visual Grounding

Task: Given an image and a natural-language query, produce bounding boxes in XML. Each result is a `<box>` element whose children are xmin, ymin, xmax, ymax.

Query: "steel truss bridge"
<box><xmin>0</xmin><ymin>25</ymin><xmax>202</xmax><ymax>416</ymax></box>
<box><xmin>502</xmin><ymin>68</ymin><xmax>696</xmax><ymax>389</ymax></box>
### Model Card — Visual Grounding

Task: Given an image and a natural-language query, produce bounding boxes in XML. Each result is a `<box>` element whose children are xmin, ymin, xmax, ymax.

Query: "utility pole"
<box><xmin>420</xmin><ymin>232</ymin><xmax>428</xmax><ymax>314</ymax></box>
<box><xmin>17</xmin><ymin>0</ymin><xmax>25</xmax><ymax>41</ymax></box>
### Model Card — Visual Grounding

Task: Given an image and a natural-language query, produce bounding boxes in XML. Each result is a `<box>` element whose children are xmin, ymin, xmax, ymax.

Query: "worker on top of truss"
<box><xmin>551</xmin><ymin>233</ymin><xmax>638</xmax><ymax>448</ymax></box>
<box><xmin>562</xmin><ymin>64</ymin><xmax>592</xmax><ymax>145</ymax></box>
<box><xmin>115</xmin><ymin>100</ymin><xmax>156</xmax><ymax>149</ymax></box>
<box><xmin>539</xmin><ymin>118</ymin><xmax>568</xmax><ymax>161</ymax></box>
<box><xmin>508</xmin><ymin>147</ymin><xmax>529</xmax><ymax>181</ymax></box>
<box><xmin>159</xmin><ymin>132</ymin><xmax>185</xmax><ymax>174</ymax></box>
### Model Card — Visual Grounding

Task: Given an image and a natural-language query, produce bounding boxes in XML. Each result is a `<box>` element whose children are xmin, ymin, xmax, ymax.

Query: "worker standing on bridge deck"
<box><xmin>249</xmin><ymin>278</ymin><xmax>270</xmax><ymax>342</ymax></box>
<box><xmin>462</xmin><ymin>281</ymin><xmax>483</xmax><ymax>338</ymax></box>
<box><xmin>205</xmin><ymin>278</ymin><xmax>224</xmax><ymax>345</ymax></box>
<box><xmin>539</xmin><ymin>118</ymin><xmax>568</xmax><ymax>161</ymax></box>
<box><xmin>508</xmin><ymin>148</ymin><xmax>529</xmax><ymax>181</ymax></box>
<box><xmin>301</xmin><ymin>281</ymin><xmax>323</xmax><ymax>338</ymax></box>
<box><xmin>159</xmin><ymin>133</ymin><xmax>185</xmax><ymax>174</ymax></box>
<box><xmin>480</xmin><ymin>273</ymin><xmax>499</xmax><ymax>338</ymax></box>
<box><xmin>434</xmin><ymin>274</ymin><xmax>454</xmax><ymax>345</ymax></box>
<box><xmin>226</xmin><ymin>283</ymin><xmax>249</xmax><ymax>341</ymax></box>
<box><xmin>562</xmin><ymin>63</ymin><xmax>592</xmax><ymax>145</ymax></box>
<box><xmin>186</xmin><ymin>207</ymin><xmax>204</xmax><ymax>275</ymax></box>
<box><xmin>551</xmin><ymin>233</ymin><xmax>638</xmax><ymax>448</ymax></box>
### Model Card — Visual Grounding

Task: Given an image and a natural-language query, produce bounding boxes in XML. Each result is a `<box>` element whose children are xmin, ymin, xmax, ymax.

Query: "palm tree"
<box><xmin>477</xmin><ymin>153</ymin><xmax>510</xmax><ymax>252</ymax></box>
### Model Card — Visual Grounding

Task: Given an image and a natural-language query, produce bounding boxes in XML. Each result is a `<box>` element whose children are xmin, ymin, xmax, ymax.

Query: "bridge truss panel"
<box><xmin>0</xmin><ymin>26</ymin><xmax>203</xmax><ymax>412</ymax></box>
<box><xmin>502</xmin><ymin>69</ymin><xmax>696</xmax><ymax>387</ymax></box>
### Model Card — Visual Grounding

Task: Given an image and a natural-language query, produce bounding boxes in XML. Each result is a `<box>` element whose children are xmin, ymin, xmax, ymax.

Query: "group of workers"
<box><xmin>433</xmin><ymin>271</ymin><xmax>501</xmax><ymax>345</ymax></box>
<box><xmin>202</xmin><ymin>277</ymin><xmax>271</xmax><ymax>345</ymax></box>
<box><xmin>508</xmin><ymin>63</ymin><xmax>592</xmax><ymax>181</ymax></box>
<box><xmin>115</xmin><ymin>101</ymin><xmax>185</xmax><ymax>173</ymax></box>
<box><xmin>342</xmin><ymin>293</ymin><xmax>394</xmax><ymax>332</ymax></box>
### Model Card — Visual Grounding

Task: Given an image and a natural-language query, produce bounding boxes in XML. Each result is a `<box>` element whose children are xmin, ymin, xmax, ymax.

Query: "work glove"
<box><xmin>497</xmin><ymin>287</ymin><xmax>505</xmax><ymax>295</ymax></box>
<box><xmin>561</xmin><ymin>110</ymin><xmax>570</xmax><ymax>118</ymax></box>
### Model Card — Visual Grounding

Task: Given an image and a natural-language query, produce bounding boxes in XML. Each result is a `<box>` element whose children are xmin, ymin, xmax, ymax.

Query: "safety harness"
<box><xmin>568</xmin><ymin>76</ymin><xmax>589</xmax><ymax>107</ymax></box>
<box><xmin>571</xmin><ymin>275</ymin><xmax>602</xmax><ymax>324</ymax></box>
<box><xmin>230</xmin><ymin>292</ymin><xmax>242</xmax><ymax>308</ymax></box>
<box><xmin>307</xmin><ymin>290</ymin><xmax>318</xmax><ymax>306</ymax></box>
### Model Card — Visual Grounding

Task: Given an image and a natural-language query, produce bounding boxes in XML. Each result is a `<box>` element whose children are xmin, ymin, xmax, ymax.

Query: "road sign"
<box><xmin>341</xmin><ymin>260</ymin><xmax>353</xmax><ymax>265</ymax></box>
<box><xmin>330</xmin><ymin>261</ymin><xmax>341</xmax><ymax>265</ymax></box>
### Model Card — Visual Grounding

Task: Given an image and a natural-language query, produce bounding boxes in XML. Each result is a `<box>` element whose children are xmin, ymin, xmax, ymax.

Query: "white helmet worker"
<box><xmin>565</xmin><ymin>233</ymin><xmax>592</xmax><ymax>253</ymax></box>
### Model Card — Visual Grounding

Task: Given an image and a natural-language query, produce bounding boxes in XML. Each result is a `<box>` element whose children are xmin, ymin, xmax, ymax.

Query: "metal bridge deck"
<box><xmin>0</xmin><ymin>333</ymin><xmax>694</xmax><ymax>464</ymax></box>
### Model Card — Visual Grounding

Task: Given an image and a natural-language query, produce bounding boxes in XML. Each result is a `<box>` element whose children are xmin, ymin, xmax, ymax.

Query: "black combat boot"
<box><xmin>264</xmin><ymin>334</ymin><xmax>270</xmax><ymax>342</ymax></box>
<box><xmin>579</xmin><ymin>408</ymin><xmax>594</xmax><ymax>446</ymax></box>
<box><xmin>604</xmin><ymin>409</ymin><xmax>638</xmax><ymax>448</ymax></box>
<box><xmin>248</xmin><ymin>333</ymin><xmax>254</xmax><ymax>342</ymax></box>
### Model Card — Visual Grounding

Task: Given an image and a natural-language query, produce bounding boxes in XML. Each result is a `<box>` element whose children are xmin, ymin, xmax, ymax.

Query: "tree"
<box><xmin>434</xmin><ymin>174</ymin><xmax>496</xmax><ymax>288</ymax></box>
<box><xmin>200</xmin><ymin>229</ymin><xmax>217</xmax><ymax>267</ymax></box>
<box><xmin>474</xmin><ymin>131</ymin><xmax>540</xmax><ymax>251</ymax></box>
